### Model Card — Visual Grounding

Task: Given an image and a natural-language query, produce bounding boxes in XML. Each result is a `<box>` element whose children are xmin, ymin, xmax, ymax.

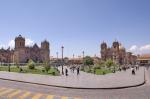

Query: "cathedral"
<box><xmin>101</xmin><ymin>41</ymin><xmax>137</xmax><ymax>65</ymax></box>
<box><xmin>0</xmin><ymin>35</ymin><xmax>50</xmax><ymax>63</ymax></box>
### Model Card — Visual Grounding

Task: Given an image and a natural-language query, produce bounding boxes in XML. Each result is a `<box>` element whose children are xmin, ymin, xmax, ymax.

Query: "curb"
<box><xmin>0</xmin><ymin>77</ymin><xmax>146</xmax><ymax>90</ymax></box>
<box><xmin>0</xmin><ymin>68</ymin><xmax>146</xmax><ymax>90</ymax></box>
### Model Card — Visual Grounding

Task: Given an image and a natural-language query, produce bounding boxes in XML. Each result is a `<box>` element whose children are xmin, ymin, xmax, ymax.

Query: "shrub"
<box><xmin>43</xmin><ymin>61</ymin><xmax>50</xmax><ymax>73</ymax></box>
<box><xmin>80</xmin><ymin>68</ymin><xmax>84</xmax><ymax>71</ymax></box>
<box><xmin>105</xmin><ymin>59</ymin><xmax>115</xmax><ymax>69</ymax></box>
<box><xmin>103</xmin><ymin>71</ymin><xmax>106</xmax><ymax>75</ymax></box>
<box><xmin>83</xmin><ymin>56</ymin><xmax>94</xmax><ymax>66</ymax></box>
<box><xmin>27</xmin><ymin>59</ymin><xmax>35</xmax><ymax>69</ymax></box>
<box><xmin>52</xmin><ymin>71</ymin><xmax>55</xmax><ymax>75</ymax></box>
<box><xmin>95</xmin><ymin>66</ymin><xmax>101</xmax><ymax>69</ymax></box>
<box><xmin>16</xmin><ymin>65</ymin><xmax>19</xmax><ymax>69</ymax></box>
<box><xmin>87</xmin><ymin>69</ymin><xmax>92</xmax><ymax>73</ymax></box>
<box><xmin>42</xmin><ymin>69</ymin><xmax>45</xmax><ymax>72</ymax></box>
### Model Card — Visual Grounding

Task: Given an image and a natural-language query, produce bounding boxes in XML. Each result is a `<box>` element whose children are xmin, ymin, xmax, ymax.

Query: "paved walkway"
<box><xmin>0</xmin><ymin>67</ymin><xmax>145</xmax><ymax>89</ymax></box>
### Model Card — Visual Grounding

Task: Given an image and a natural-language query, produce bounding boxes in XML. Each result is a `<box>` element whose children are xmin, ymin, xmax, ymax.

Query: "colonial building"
<box><xmin>0</xmin><ymin>35</ymin><xmax>50</xmax><ymax>63</ymax></box>
<box><xmin>0</xmin><ymin>48</ymin><xmax>13</xmax><ymax>63</ymax></box>
<box><xmin>101</xmin><ymin>41</ymin><xmax>137</xmax><ymax>65</ymax></box>
<box><xmin>137</xmin><ymin>54</ymin><xmax>150</xmax><ymax>65</ymax></box>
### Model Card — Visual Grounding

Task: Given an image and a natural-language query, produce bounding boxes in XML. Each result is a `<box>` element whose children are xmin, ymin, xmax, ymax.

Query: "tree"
<box><xmin>43</xmin><ymin>61</ymin><xmax>51</xmax><ymax>73</ymax></box>
<box><xmin>27</xmin><ymin>59</ymin><xmax>35</xmax><ymax>69</ymax></box>
<box><xmin>83</xmin><ymin>56</ymin><xmax>94</xmax><ymax>66</ymax></box>
<box><xmin>95</xmin><ymin>60</ymin><xmax>105</xmax><ymax>69</ymax></box>
<box><xmin>105</xmin><ymin>59</ymin><xmax>114</xmax><ymax>68</ymax></box>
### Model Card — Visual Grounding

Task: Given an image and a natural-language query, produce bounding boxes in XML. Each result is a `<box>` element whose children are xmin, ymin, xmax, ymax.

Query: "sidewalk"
<box><xmin>0</xmin><ymin>67</ymin><xmax>145</xmax><ymax>89</ymax></box>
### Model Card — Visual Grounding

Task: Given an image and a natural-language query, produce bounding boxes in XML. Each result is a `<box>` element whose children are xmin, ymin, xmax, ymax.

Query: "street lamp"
<box><xmin>61</xmin><ymin>46</ymin><xmax>64</xmax><ymax>75</ymax></box>
<box><xmin>8</xmin><ymin>57</ymin><xmax>10</xmax><ymax>72</ymax></box>
<box><xmin>73</xmin><ymin>54</ymin><xmax>74</xmax><ymax>65</ymax></box>
<box><xmin>56</xmin><ymin>52</ymin><xmax>58</xmax><ymax>67</ymax></box>
<box><xmin>82</xmin><ymin>51</ymin><xmax>85</xmax><ymax>71</ymax></box>
<box><xmin>82</xmin><ymin>51</ymin><xmax>84</xmax><ymax>63</ymax></box>
<box><xmin>56</xmin><ymin>52</ymin><xmax>58</xmax><ymax>60</ymax></box>
<box><xmin>82</xmin><ymin>51</ymin><xmax>84</xmax><ymax>59</ymax></box>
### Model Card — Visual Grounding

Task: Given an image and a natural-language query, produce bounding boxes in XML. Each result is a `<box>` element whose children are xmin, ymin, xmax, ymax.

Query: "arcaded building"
<box><xmin>0</xmin><ymin>35</ymin><xmax>50</xmax><ymax>63</ymax></box>
<box><xmin>137</xmin><ymin>54</ymin><xmax>150</xmax><ymax>65</ymax></box>
<box><xmin>101</xmin><ymin>41</ymin><xmax>137</xmax><ymax>65</ymax></box>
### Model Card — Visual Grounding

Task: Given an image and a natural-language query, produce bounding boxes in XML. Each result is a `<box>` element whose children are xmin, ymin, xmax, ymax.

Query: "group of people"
<box><xmin>65</xmin><ymin>66</ymin><xmax>80</xmax><ymax>76</ymax></box>
<box><xmin>118</xmin><ymin>65</ymin><xmax>140</xmax><ymax>75</ymax></box>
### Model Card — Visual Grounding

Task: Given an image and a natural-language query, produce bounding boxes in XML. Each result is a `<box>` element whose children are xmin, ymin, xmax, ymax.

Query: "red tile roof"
<box><xmin>137</xmin><ymin>54</ymin><xmax>150</xmax><ymax>60</ymax></box>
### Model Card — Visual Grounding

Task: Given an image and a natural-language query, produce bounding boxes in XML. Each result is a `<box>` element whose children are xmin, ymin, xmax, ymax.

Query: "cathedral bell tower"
<box><xmin>101</xmin><ymin>42</ymin><xmax>107</xmax><ymax>61</ymax></box>
<box><xmin>41</xmin><ymin>40</ymin><xmax>50</xmax><ymax>62</ymax></box>
<box><xmin>14</xmin><ymin>35</ymin><xmax>25</xmax><ymax>63</ymax></box>
<box><xmin>112</xmin><ymin>40</ymin><xmax>120</xmax><ymax>64</ymax></box>
<box><xmin>15</xmin><ymin>35</ymin><xmax>25</xmax><ymax>49</ymax></box>
<box><xmin>112</xmin><ymin>41</ymin><xmax>119</xmax><ymax>51</ymax></box>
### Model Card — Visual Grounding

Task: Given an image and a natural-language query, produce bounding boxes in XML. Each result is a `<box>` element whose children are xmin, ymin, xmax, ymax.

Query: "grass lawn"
<box><xmin>95</xmin><ymin>69</ymin><xmax>113</xmax><ymax>75</ymax></box>
<box><xmin>0</xmin><ymin>66</ymin><xmax>60</xmax><ymax>76</ymax></box>
<box><xmin>81</xmin><ymin>66</ymin><xmax>114</xmax><ymax>75</ymax></box>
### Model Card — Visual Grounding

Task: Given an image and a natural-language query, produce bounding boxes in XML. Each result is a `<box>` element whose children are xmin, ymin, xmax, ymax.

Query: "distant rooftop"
<box><xmin>137</xmin><ymin>54</ymin><xmax>150</xmax><ymax>60</ymax></box>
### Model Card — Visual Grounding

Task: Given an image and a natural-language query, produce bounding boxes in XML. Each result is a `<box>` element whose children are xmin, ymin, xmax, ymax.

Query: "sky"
<box><xmin>0</xmin><ymin>0</ymin><xmax>150</xmax><ymax>58</ymax></box>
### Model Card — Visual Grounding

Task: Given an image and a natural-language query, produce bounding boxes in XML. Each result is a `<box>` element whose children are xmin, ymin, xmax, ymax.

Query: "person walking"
<box><xmin>131</xmin><ymin>67</ymin><xmax>135</xmax><ymax>75</ymax></box>
<box><xmin>94</xmin><ymin>68</ymin><xmax>96</xmax><ymax>74</ymax></box>
<box><xmin>77</xmin><ymin>67</ymin><xmax>80</xmax><ymax>75</ymax></box>
<box><xmin>65</xmin><ymin>68</ymin><xmax>68</xmax><ymax>76</ymax></box>
<box><xmin>72</xmin><ymin>66</ymin><xmax>75</xmax><ymax>73</ymax></box>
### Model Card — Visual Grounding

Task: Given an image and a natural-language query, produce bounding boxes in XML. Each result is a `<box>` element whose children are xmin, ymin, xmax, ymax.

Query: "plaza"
<box><xmin>0</xmin><ymin>0</ymin><xmax>150</xmax><ymax>99</ymax></box>
<box><xmin>0</xmin><ymin>66</ymin><xmax>145</xmax><ymax>89</ymax></box>
<box><xmin>0</xmin><ymin>65</ymin><xmax>148</xmax><ymax>99</ymax></box>
<box><xmin>0</xmin><ymin>35</ymin><xmax>148</xmax><ymax>99</ymax></box>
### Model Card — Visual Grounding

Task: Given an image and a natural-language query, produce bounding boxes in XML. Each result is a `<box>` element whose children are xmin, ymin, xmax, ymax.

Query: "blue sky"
<box><xmin>0</xmin><ymin>0</ymin><xmax>150</xmax><ymax>58</ymax></box>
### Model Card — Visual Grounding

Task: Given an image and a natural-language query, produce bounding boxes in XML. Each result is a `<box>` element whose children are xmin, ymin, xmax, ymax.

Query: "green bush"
<box><xmin>80</xmin><ymin>68</ymin><xmax>84</xmax><ymax>71</ymax></box>
<box><xmin>16</xmin><ymin>65</ymin><xmax>19</xmax><ymax>69</ymax></box>
<box><xmin>42</xmin><ymin>69</ymin><xmax>45</xmax><ymax>72</ymax></box>
<box><xmin>52</xmin><ymin>71</ymin><xmax>55</xmax><ymax>75</ymax></box>
<box><xmin>43</xmin><ymin>61</ymin><xmax>50</xmax><ymax>73</ymax></box>
<box><xmin>87</xmin><ymin>69</ymin><xmax>92</xmax><ymax>73</ymax></box>
<box><xmin>27</xmin><ymin>59</ymin><xmax>35</xmax><ymax>69</ymax></box>
<box><xmin>83</xmin><ymin>56</ymin><xmax>94</xmax><ymax>66</ymax></box>
<box><xmin>95</xmin><ymin>66</ymin><xmax>101</xmax><ymax>69</ymax></box>
<box><xmin>103</xmin><ymin>71</ymin><xmax>106</xmax><ymax>75</ymax></box>
<box><xmin>45</xmin><ymin>65</ymin><xmax>50</xmax><ymax>73</ymax></box>
<box><xmin>19</xmin><ymin>68</ymin><xmax>23</xmax><ymax>72</ymax></box>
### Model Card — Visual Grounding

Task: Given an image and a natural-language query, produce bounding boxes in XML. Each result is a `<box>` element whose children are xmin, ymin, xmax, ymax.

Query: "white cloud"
<box><xmin>128</xmin><ymin>44</ymin><xmax>150</xmax><ymax>54</ymax></box>
<box><xmin>140</xmin><ymin>44</ymin><xmax>150</xmax><ymax>51</ymax></box>
<box><xmin>25</xmin><ymin>38</ymin><xmax>34</xmax><ymax>46</ymax></box>
<box><xmin>0</xmin><ymin>44</ymin><xmax>7</xmax><ymax>49</ymax></box>
<box><xmin>8</xmin><ymin>40</ymin><xmax>15</xmax><ymax>49</ymax></box>
<box><xmin>128</xmin><ymin>45</ymin><xmax>138</xmax><ymax>52</ymax></box>
<box><xmin>1</xmin><ymin>38</ymin><xmax>34</xmax><ymax>49</ymax></box>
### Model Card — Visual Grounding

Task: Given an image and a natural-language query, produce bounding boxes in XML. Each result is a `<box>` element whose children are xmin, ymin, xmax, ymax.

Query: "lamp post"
<box><xmin>0</xmin><ymin>59</ymin><xmax>1</xmax><ymax>66</ymax></box>
<box><xmin>56</xmin><ymin>52</ymin><xmax>58</xmax><ymax>67</ymax></box>
<box><xmin>82</xmin><ymin>51</ymin><xmax>85</xmax><ymax>70</ymax></box>
<box><xmin>56</xmin><ymin>52</ymin><xmax>58</xmax><ymax>60</ymax></box>
<box><xmin>8</xmin><ymin>57</ymin><xmax>10</xmax><ymax>72</ymax></box>
<box><xmin>73</xmin><ymin>54</ymin><xmax>74</xmax><ymax>65</ymax></box>
<box><xmin>61</xmin><ymin>46</ymin><xmax>64</xmax><ymax>75</ymax></box>
<box><xmin>82</xmin><ymin>51</ymin><xmax>84</xmax><ymax>61</ymax></box>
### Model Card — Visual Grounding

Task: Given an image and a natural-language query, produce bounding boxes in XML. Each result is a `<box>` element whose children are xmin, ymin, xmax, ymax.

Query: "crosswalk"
<box><xmin>0</xmin><ymin>87</ymin><xmax>82</xmax><ymax>99</ymax></box>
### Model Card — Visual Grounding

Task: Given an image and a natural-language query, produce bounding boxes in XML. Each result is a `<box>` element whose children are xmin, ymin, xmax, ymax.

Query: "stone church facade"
<box><xmin>0</xmin><ymin>35</ymin><xmax>50</xmax><ymax>63</ymax></box>
<box><xmin>101</xmin><ymin>41</ymin><xmax>137</xmax><ymax>65</ymax></box>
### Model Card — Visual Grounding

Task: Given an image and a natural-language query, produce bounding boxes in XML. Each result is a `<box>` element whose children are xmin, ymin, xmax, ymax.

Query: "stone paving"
<box><xmin>0</xmin><ymin>66</ymin><xmax>145</xmax><ymax>89</ymax></box>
